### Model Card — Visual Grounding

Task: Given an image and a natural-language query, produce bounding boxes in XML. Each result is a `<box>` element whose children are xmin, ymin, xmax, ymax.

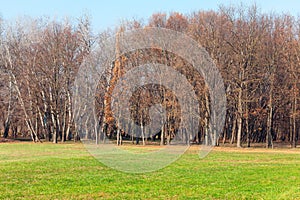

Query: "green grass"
<box><xmin>0</xmin><ymin>143</ymin><xmax>299</xmax><ymax>199</ymax></box>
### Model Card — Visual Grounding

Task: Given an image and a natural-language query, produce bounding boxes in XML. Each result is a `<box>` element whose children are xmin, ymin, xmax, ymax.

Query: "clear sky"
<box><xmin>1</xmin><ymin>0</ymin><xmax>300</xmax><ymax>32</ymax></box>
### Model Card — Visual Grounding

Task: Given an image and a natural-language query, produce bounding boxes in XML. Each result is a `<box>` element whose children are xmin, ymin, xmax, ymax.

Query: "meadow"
<box><xmin>0</xmin><ymin>142</ymin><xmax>299</xmax><ymax>199</ymax></box>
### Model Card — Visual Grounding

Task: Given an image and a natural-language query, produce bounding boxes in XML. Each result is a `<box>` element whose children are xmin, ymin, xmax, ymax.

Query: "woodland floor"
<box><xmin>0</xmin><ymin>142</ymin><xmax>299</xmax><ymax>199</ymax></box>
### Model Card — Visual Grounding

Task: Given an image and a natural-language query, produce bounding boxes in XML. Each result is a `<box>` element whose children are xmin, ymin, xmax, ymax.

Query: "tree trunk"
<box><xmin>160</xmin><ymin>124</ymin><xmax>164</xmax><ymax>146</ymax></box>
<box><xmin>266</xmin><ymin>72</ymin><xmax>274</xmax><ymax>148</ymax></box>
<box><xmin>237</xmin><ymin>87</ymin><xmax>243</xmax><ymax>148</ymax></box>
<box><xmin>3</xmin><ymin>119</ymin><xmax>10</xmax><ymax>138</ymax></box>
<box><xmin>4</xmin><ymin>75</ymin><xmax>12</xmax><ymax>138</ymax></box>
<box><xmin>61</xmin><ymin>97</ymin><xmax>67</xmax><ymax>142</ymax></box>
<box><xmin>245</xmin><ymin>104</ymin><xmax>250</xmax><ymax>147</ymax></box>
<box><xmin>65</xmin><ymin>90</ymin><xmax>72</xmax><ymax>141</ymax></box>
<box><xmin>49</xmin><ymin>86</ymin><xmax>57</xmax><ymax>143</ymax></box>
<box><xmin>230</xmin><ymin>113</ymin><xmax>236</xmax><ymax>144</ymax></box>
<box><xmin>266</xmin><ymin>105</ymin><xmax>274</xmax><ymax>148</ymax></box>
<box><xmin>204</xmin><ymin>89</ymin><xmax>210</xmax><ymax>145</ymax></box>
<box><xmin>292</xmin><ymin>96</ymin><xmax>297</xmax><ymax>148</ymax></box>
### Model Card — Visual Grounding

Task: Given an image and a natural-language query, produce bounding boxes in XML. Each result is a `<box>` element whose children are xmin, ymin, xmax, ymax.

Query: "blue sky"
<box><xmin>1</xmin><ymin>0</ymin><xmax>300</xmax><ymax>32</ymax></box>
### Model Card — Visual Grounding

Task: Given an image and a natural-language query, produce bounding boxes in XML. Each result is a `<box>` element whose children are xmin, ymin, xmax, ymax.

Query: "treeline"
<box><xmin>0</xmin><ymin>4</ymin><xmax>299</xmax><ymax>147</ymax></box>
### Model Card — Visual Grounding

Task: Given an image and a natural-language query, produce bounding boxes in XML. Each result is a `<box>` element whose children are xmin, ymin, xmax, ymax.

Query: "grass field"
<box><xmin>0</xmin><ymin>142</ymin><xmax>299</xmax><ymax>199</ymax></box>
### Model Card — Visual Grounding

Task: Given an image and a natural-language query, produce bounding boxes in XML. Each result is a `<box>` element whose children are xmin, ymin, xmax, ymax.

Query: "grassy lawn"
<box><xmin>0</xmin><ymin>142</ymin><xmax>299</xmax><ymax>199</ymax></box>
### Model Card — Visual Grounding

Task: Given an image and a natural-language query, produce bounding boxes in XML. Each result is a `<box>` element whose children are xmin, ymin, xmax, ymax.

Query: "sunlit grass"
<box><xmin>0</xmin><ymin>142</ymin><xmax>299</xmax><ymax>199</ymax></box>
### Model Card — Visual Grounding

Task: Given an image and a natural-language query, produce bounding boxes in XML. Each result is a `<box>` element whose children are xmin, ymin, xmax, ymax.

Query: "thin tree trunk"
<box><xmin>141</xmin><ymin>116</ymin><xmax>145</xmax><ymax>146</ymax></box>
<box><xmin>222</xmin><ymin>118</ymin><xmax>227</xmax><ymax>145</ymax></box>
<box><xmin>160</xmin><ymin>124</ymin><xmax>164</xmax><ymax>146</ymax></box>
<box><xmin>245</xmin><ymin>104</ymin><xmax>250</xmax><ymax>147</ymax></box>
<box><xmin>95</xmin><ymin>114</ymin><xmax>99</xmax><ymax>145</ymax></box>
<box><xmin>292</xmin><ymin>94</ymin><xmax>297</xmax><ymax>148</ymax></box>
<box><xmin>37</xmin><ymin>105</ymin><xmax>47</xmax><ymax>140</ymax></box>
<box><xmin>65</xmin><ymin>90</ymin><xmax>72</xmax><ymax>141</ymax></box>
<box><xmin>266</xmin><ymin>71</ymin><xmax>274</xmax><ymax>148</ymax></box>
<box><xmin>49</xmin><ymin>86</ymin><xmax>57</xmax><ymax>143</ymax></box>
<box><xmin>230</xmin><ymin>114</ymin><xmax>236</xmax><ymax>144</ymax></box>
<box><xmin>237</xmin><ymin>87</ymin><xmax>243</xmax><ymax>148</ymax></box>
<box><xmin>4</xmin><ymin>75</ymin><xmax>12</xmax><ymax>138</ymax></box>
<box><xmin>61</xmin><ymin>99</ymin><xmax>67</xmax><ymax>142</ymax></box>
<box><xmin>266</xmin><ymin>105</ymin><xmax>274</xmax><ymax>148</ymax></box>
<box><xmin>204</xmin><ymin>89</ymin><xmax>210</xmax><ymax>145</ymax></box>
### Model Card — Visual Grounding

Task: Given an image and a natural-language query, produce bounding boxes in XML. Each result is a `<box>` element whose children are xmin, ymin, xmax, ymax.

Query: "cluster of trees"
<box><xmin>0</xmin><ymin>4</ymin><xmax>299</xmax><ymax>148</ymax></box>
<box><xmin>0</xmin><ymin>16</ymin><xmax>92</xmax><ymax>142</ymax></box>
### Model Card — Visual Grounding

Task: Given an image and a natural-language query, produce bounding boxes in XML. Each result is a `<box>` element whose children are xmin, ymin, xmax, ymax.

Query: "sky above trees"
<box><xmin>0</xmin><ymin>0</ymin><xmax>300</xmax><ymax>32</ymax></box>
